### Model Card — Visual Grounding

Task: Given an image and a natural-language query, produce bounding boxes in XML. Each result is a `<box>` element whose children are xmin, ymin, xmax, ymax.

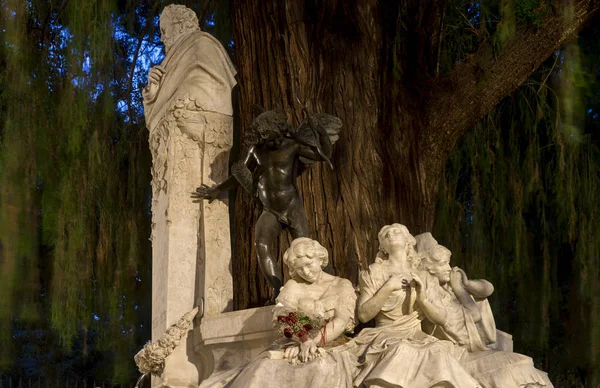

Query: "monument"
<box><xmin>136</xmin><ymin>5</ymin><xmax>555</xmax><ymax>388</ymax></box>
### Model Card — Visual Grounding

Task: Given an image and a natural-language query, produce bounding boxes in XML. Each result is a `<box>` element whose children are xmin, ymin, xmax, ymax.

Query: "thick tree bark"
<box><xmin>230</xmin><ymin>0</ymin><xmax>600</xmax><ymax>308</ymax></box>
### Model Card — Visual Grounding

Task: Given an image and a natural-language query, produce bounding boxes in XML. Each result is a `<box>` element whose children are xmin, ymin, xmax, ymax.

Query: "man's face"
<box><xmin>428</xmin><ymin>251</ymin><xmax>452</xmax><ymax>284</ymax></box>
<box><xmin>160</xmin><ymin>17</ymin><xmax>181</xmax><ymax>53</ymax></box>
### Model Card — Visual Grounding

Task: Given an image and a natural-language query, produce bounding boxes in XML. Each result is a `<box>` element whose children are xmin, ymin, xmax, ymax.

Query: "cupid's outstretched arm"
<box><xmin>191</xmin><ymin>147</ymin><xmax>257</xmax><ymax>203</ymax></box>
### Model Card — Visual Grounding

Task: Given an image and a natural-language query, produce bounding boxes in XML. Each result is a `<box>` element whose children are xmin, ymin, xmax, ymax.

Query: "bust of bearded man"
<box><xmin>143</xmin><ymin>4</ymin><xmax>236</xmax><ymax>130</ymax></box>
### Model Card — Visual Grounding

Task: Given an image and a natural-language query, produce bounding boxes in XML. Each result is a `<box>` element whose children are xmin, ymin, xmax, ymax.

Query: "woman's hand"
<box><xmin>284</xmin><ymin>344</ymin><xmax>300</xmax><ymax>360</ymax></box>
<box><xmin>384</xmin><ymin>274</ymin><xmax>411</xmax><ymax>292</ymax></box>
<box><xmin>299</xmin><ymin>338</ymin><xmax>318</xmax><ymax>362</ymax></box>
<box><xmin>453</xmin><ymin>267</ymin><xmax>468</xmax><ymax>281</ymax></box>
<box><xmin>410</xmin><ymin>272</ymin><xmax>425</xmax><ymax>301</ymax></box>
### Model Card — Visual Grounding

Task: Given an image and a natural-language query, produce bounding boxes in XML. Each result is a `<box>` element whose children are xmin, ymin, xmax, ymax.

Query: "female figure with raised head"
<box><xmin>416</xmin><ymin>232</ymin><xmax>553</xmax><ymax>388</ymax></box>
<box><xmin>353</xmin><ymin>223</ymin><xmax>481</xmax><ymax>388</ymax></box>
<box><xmin>217</xmin><ymin>237</ymin><xmax>358</xmax><ymax>388</ymax></box>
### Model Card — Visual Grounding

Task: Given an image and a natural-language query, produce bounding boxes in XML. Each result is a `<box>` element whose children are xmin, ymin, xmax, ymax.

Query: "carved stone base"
<box><xmin>194</xmin><ymin>306</ymin><xmax>278</xmax><ymax>381</ymax></box>
<box><xmin>160</xmin><ymin>333</ymin><xmax>200</xmax><ymax>388</ymax></box>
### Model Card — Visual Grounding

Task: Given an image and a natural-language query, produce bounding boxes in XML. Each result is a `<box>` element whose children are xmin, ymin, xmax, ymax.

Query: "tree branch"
<box><xmin>425</xmin><ymin>0</ymin><xmax>600</xmax><ymax>158</ymax></box>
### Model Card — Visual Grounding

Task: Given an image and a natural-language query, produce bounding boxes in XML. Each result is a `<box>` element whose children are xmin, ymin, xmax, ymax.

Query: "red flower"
<box><xmin>284</xmin><ymin>328</ymin><xmax>293</xmax><ymax>339</ymax></box>
<box><xmin>287</xmin><ymin>312</ymin><xmax>297</xmax><ymax>324</ymax></box>
<box><xmin>303</xmin><ymin>324</ymin><xmax>313</xmax><ymax>331</ymax></box>
<box><xmin>297</xmin><ymin>330</ymin><xmax>308</xmax><ymax>342</ymax></box>
<box><xmin>277</xmin><ymin>315</ymin><xmax>286</xmax><ymax>323</ymax></box>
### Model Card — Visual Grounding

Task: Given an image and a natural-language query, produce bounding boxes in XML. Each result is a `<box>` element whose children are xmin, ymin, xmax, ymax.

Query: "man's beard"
<box><xmin>163</xmin><ymin>30</ymin><xmax>193</xmax><ymax>54</ymax></box>
<box><xmin>163</xmin><ymin>37</ymin><xmax>175</xmax><ymax>54</ymax></box>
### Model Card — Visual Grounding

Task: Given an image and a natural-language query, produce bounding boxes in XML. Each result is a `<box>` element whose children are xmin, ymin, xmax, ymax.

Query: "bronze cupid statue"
<box><xmin>192</xmin><ymin>103</ymin><xmax>341</xmax><ymax>304</ymax></box>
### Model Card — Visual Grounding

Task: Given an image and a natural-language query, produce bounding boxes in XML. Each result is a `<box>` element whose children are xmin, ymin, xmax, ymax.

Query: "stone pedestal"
<box><xmin>151</xmin><ymin>107</ymin><xmax>234</xmax><ymax>340</ymax></box>
<box><xmin>195</xmin><ymin>306</ymin><xmax>278</xmax><ymax>382</ymax></box>
<box><xmin>149</xmin><ymin>106</ymin><xmax>234</xmax><ymax>388</ymax></box>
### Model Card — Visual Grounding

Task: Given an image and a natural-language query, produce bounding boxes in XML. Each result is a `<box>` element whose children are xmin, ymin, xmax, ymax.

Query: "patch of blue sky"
<box><xmin>58</xmin><ymin>27</ymin><xmax>73</xmax><ymax>48</ymax></box>
<box><xmin>123</xmin><ymin>38</ymin><xmax>164</xmax><ymax>119</ymax></box>
<box><xmin>466</xmin><ymin>2</ymin><xmax>481</xmax><ymax>26</ymax></box>
<box><xmin>464</xmin><ymin>201</ymin><xmax>475</xmax><ymax>225</ymax></box>
<box><xmin>206</xmin><ymin>13</ymin><xmax>216</xmax><ymax>27</ymax></box>
<box><xmin>116</xmin><ymin>99</ymin><xmax>128</xmax><ymax>119</ymax></box>
<box><xmin>72</xmin><ymin>76</ymin><xmax>84</xmax><ymax>87</ymax></box>
<box><xmin>82</xmin><ymin>55</ymin><xmax>92</xmax><ymax>74</ymax></box>
<box><xmin>91</xmin><ymin>82</ymin><xmax>104</xmax><ymax>100</ymax></box>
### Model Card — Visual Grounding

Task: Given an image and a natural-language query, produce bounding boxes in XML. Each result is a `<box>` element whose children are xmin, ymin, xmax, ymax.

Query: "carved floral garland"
<box><xmin>134</xmin><ymin>307</ymin><xmax>198</xmax><ymax>375</ymax></box>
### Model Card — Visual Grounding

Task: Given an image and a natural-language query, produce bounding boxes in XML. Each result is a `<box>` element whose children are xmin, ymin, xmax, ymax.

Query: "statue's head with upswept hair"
<box><xmin>283</xmin><ymin>238</ymin><xmax>329</xmax><ymax>282</ymax></box>
<box><xmin>159</xmin><ymin>5</ymin><xmax>201</xmax><ymax>52</ymax></box>
<box><xmin>415</xmin><ymin>232</ymin><xmax>452</xmax><ymax>284</ymax></box>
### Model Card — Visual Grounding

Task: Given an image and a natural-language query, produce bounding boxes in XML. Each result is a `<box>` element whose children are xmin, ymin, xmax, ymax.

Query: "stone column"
<box><xmin>142</xmin><ymin>6</ymin><xmax>236</xmax><ymax>386</ymax></box>
<box><xmin>148</xmin><ymin>104</ymin><xmax>234</xmax><ymax>387</ymax></box>
<box><xmin>150</xmin><ymin>104</ymin><xmax>234</xmax><ymax>340</ymax></box>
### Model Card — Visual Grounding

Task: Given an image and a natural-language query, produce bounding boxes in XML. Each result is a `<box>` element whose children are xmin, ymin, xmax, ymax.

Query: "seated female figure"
<box><xmin>221</xmin><ymin>237</ymin><xmax>358</xmax><ymax>388</ymax></box>
<box><xmin>352</xmin><ymin>223</ymin><xmax>481</xmax><ymax>388</ymax></box>
<box><xmin>416</xmin><ymin>232</ymin><xmax>553</xmax><ymax>388</ymax></box>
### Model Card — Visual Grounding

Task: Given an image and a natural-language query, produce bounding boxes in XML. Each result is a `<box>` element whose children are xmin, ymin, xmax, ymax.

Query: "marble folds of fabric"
<box><xmin>143</xmin><ymin>31</ymin><xmax>236</xmax><ymax>129</ymax></box>
<box><xmin>225</xmin><ymin>349</ymin><xmax>357</xmax><ymax>388</ymax></box>
<box><xmin>426</xmin><ymin>279</ymin><xmax>553</xmax><ymax>388</ymax></box>
<box><xmin>352</xmin><ymin>264</ymin><xmax>482</xmax><ymax>388</ymax></box>
<box><xmin>461</xmin><ymin>350</ymin><xmax>552</xmax><ymax>388</ymax></box>
<box><xmin>202</xmin><ymin>275</ymin><xmax>359</xmax><ymax>387</ymax></box>
<box><xmin>276</xmin><ymin>276</ymin><xmax>357</xmax><ymax>332</ymax></box>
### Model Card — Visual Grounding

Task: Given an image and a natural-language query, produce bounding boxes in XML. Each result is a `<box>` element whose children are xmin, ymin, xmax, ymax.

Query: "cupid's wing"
<box><xmin>294</xmin><ymin>113</ymin><xmax>342</xmax><ymax>165</ymax></box>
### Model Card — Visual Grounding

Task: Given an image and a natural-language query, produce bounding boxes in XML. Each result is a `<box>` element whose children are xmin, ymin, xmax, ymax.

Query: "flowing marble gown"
<box><xmin>351</xmin><ymin>263</ymin><xmax>482</xmax><ymax>388</ymax></box>
<box><xmin>423</xmin><ymin>283</ymin><xmax>553</xmax><ymax>388</ymax></box>
<box><xmin>201</xmin><ymin>275</ymin><xmax>358</xmax><ymax>388</ymax></box>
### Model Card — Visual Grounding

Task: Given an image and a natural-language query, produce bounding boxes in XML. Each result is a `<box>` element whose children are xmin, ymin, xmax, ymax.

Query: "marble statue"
<box><xmin>143</xmin><ymin>4</ymin><xmax>236</xmax><ymax>130</ymax></box>
<box><xmin>192</xmin><ymin>107</ymin><xmax>342</xmax><ymax>303</ymax></box>
<box><xmin>200</xmin><ymin>237</ymin><xmax>357</xmax><ymax>387</ymax></box>
<box><xmin>142</xmin><ymin>4</ymin><xmax>237</xmax><ymax>386</ymax></box>
<box><xmin>416</xmin><ymin>232</ymin><xmax>554</xmax><ymax>388</ymax></box>
<box><xmin>351</xmin><ymin>223</ymin><xmax>481</xmax><ymax>387</ymax></box>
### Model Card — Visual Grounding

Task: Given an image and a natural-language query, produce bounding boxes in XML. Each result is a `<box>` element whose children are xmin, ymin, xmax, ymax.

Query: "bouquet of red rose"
<box><xmin>274</xmin><ymin>310</ymin><xmax>323</xmax><ymax>343</ymax></box>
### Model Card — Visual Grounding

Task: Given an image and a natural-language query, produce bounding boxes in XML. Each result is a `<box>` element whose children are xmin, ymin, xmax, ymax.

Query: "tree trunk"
<box><xmin>231</xmin><ymin>0</ymin><xmax>432</xmax><ymax>307</ymax></box>
<box><xmin>230</xmin><ymin>0</ymin><xmax>600</xmax><ymax>308</ymax></box>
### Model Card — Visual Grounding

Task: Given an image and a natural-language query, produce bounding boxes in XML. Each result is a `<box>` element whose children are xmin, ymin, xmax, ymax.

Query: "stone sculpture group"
<box><xmin>199</xmin><ymin>229</ymin><xmax>553</xmax><ymax>388</ymax></box>
<box><xmin>137</xmin><ymin>4</ymin><xmax>555</xmax><ymax>388</ymax></box>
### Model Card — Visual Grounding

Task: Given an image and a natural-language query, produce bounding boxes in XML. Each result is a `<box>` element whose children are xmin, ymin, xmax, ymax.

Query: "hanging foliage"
<box><xmin>0</xmin><ymin>0</ymin><xmax>154</xmax><ymax>382</ymax></box>
<box><xmin>435</xmin><ymin>33</ymin><xmax>600</xmax><ymax>386</ymax></box>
